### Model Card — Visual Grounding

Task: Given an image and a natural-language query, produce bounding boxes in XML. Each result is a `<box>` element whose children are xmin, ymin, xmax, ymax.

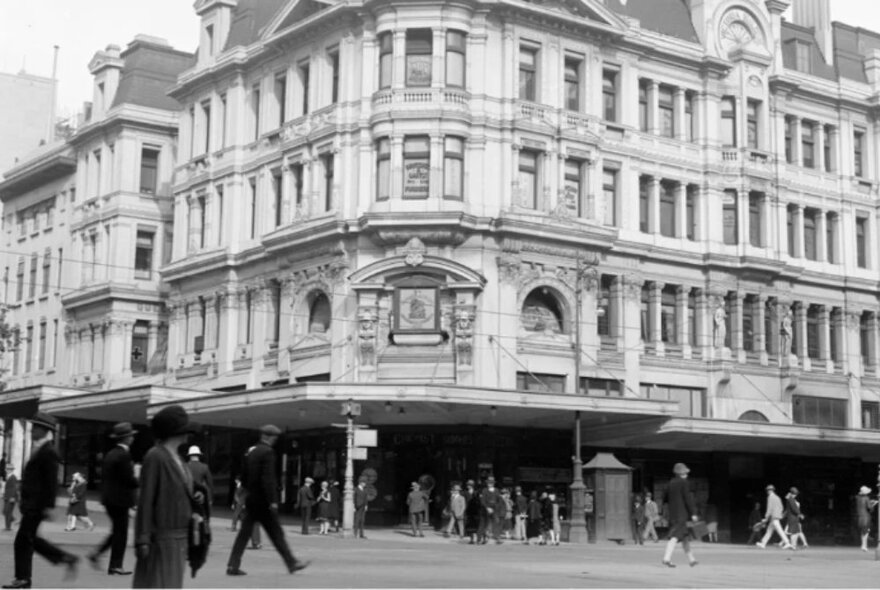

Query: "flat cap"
<box><xmin>31</xmin><ymin>411</ymin><xmax>58</xmax><ymax>431</ymax></box>
<box><xmin>673</xmin><ymin>462</ymin><xmax>690</xmax><ymax>475</ymax></box>
<box><xmin>260</xmin><ymin>424</ymin><xmax>282</xmax><ymax>436</ymax></box>
<box><xmin>765</xmin><ymin>484</ymin><xmax>775</xmax><ymax>492</ymax></box>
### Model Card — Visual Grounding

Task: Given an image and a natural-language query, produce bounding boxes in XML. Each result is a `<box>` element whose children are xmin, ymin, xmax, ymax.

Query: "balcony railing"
<box><xmin>371</xmin><ymin>88</ymin><xmax>470</xmax><ymax>110</ymax></box>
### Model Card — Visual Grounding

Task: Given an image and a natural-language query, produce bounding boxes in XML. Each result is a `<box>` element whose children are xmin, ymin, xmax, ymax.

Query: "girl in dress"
<box><xmin>65</xmin><ymin>472</ymin><xmax>95</xmax><ymax>531</ymax></box>
<box><xmin>316</xmin><ymin>480</ymin><xmax>332</xmax><ymax>535</ymax></box>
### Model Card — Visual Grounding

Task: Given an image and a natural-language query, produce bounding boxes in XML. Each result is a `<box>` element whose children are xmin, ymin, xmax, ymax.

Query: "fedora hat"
<box><xmin>109</xmin><ymin>422</ymin><xmax>138</xmax><ymax>439</ymax></box>
<box><xmin>765</xmin><ymin>484</ymin><xmax>776</xmax><ymax>492</ymax></box>
<box><xmin>304</xmin><ymin>477</ymin><xmax>314</xmax><ymax>484</ymax></box>
<box><xmin>672</xmin><ymin>462</ymin><xmax>690</xmax><ymax>475</ymax></box>
<box><xmin>31</xmin><ymin>411</ymin><xmax>57</xmax><ymax>432</ymax></box>
<box><xmin>788</xmin><ymin>487</ymin><xmax>799</xmax><ymax>496</ymax></box>
<box><xmin>859</xmin><ymin>485</ymin><xmax>872</xmax><ymax>495</ymax></box>
<box><xmin>151</xmin><ymin>405</ymin><xmax>199</xmax><ymax>440</ymax></box>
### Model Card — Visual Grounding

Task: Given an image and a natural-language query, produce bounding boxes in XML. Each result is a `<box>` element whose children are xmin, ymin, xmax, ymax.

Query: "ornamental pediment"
<box><xmin>508</xmin><ymin>0</ymin><xmax>628</xmax><ymax>31</ymax></box>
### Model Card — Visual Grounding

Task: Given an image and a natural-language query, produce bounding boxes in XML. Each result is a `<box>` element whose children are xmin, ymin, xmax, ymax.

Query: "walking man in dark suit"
<box><xmin>296</xmin><ymin>477</ymin><xmax>315</xmax><ymax>535</ymax></box>
<box><xmin>226</xmin><ymin>424</ymin><xmax>308</xmax><ymax>577</ymax></box>
<box><xmin>87</xmin><ymin>422</ymin><xmax>139</xmax><ymax>576</ymax></box>
<box><xmin>354</xmin><ymin>477</ymin><xmax>369</xmax><ymax>539</ymax></box>
<box><xmin>3</xmin><ymin>464</ymin><xmax>19</xmax><ymax>530</ymax></box>
<box><xmin>186</xmin><ymin>445</ymin><xmax>213</xmax><ymax>519</ymax></box>
<box><xmin>661</xmin><ymin>462</ymin><xmax>699</xmax><ymax>568</ymax></box>
<box><xmin>3</xmin><ymin>412</ymin><xmax>79</xmax><ymax>589</ymax></box>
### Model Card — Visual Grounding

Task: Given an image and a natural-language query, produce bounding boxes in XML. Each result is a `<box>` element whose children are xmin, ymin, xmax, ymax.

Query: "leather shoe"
<box><xmin>288</xmin><ymin>560</ymin><xmax>310</xmax><ymax>574</ymax></box>
<box><xmin>226</xmin><ymin>568</ymin><xmax>247</xmax><ymax>576</ymax></box>
<box><xmin>661</xmin><ymin>560</ymin><xmax>676</xmax><ymax>568</ymax></box>
<box><xmin>108</xmin><ymin>568</ymin><xmax>132</xmax><ymax>575</ymax></box>
<box><xmin>2</xmin><ymin>580</ymin><xmax>31</xmax><ymax>589</ymax></box>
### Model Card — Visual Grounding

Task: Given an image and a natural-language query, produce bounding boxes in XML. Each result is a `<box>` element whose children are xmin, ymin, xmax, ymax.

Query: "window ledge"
<box><xmin>17</xmin><ymin>235</ymin><xmax>26</xmax><ymax>242</ymax></box>
<box><xmin>38</xmin><ymin>294</ymin><xmax>49</xmax><ymax>302</ymax></box>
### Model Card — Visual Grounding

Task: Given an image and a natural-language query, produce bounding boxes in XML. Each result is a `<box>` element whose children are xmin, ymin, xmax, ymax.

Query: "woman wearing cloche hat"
<box><xmin>856</xmin><ymin>485</ymin><xmax>878</xmax><ymax>552</ymax></box>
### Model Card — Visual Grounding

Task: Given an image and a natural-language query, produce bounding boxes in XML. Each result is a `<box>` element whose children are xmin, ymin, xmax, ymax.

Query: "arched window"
<box><xmin>521</xmin><ymin>288</ymin><xmax>564</xmax><ymax>334</ymax></box>
<box><xmin>308</xmin><ymin>292</ymin><xmax>331</xmax><ymax>333</ymax></box>
<box><xmin>738</xmin><ymin>410</ymin><xmax>769</xmax><ymax>422</ymax></box>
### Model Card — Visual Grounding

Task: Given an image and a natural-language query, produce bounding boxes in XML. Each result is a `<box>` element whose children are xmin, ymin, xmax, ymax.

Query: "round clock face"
<box><xmin>719</xmin><ymin>8</ymin><xmax>762</xmax><ymax>54</ymax></box>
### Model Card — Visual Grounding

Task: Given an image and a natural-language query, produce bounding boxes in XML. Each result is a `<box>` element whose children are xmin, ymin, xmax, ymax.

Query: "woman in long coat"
<box><xmin>133</xmin><ymin>405</ymin><xmax>198</xmax><ymax>589</ymax></box>
<box><xmin>65</xmin><ymin>472</ymin><xmax>95</xmax><ymax>531</ymax></box>
<box><xmin>316</xmin><ymin>481</ymin><xmax>332</xmax><ymax>535</ymax></box>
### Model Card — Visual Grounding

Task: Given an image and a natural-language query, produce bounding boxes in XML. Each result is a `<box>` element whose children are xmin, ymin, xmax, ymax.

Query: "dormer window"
<box><xmin>205</xmin><ymin>24</ymin><xmax>214</xmax><ymax>57</ymax></box>
<box><xmin>795</xmin><ymin>40</ymin><xmax>811</xmax><ymax>72</ymax></box>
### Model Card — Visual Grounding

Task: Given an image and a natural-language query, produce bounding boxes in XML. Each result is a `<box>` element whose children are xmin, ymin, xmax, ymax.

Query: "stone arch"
<box><xmin>518</xmin><ymin>280</ymin><xmax>573</xmax><ymax>335</ymax></box>
<box><xmin>307</xmin><ymin>291</ymin><xmax>331</xmax><ymax>334</ymax></box>
<box><xmin>738</xmin><ymin>410</ymin><xmax>769</xmax><ymax>422</ymax></box>
<box><xmin>291</xmin><ymin>282</ymin><xmax>333</xmax><ymax>338</ymax></box>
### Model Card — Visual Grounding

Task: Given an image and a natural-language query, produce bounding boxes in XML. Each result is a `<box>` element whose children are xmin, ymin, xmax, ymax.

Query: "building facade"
<box><xmin>3</xmin><ymin>0</ymin><xmax>880</xmax><ymax>543</ymax></box>
<box><xmin>0</xmin><ymin>71</ymin><xmax>56</xmax><ymax>174</ymax></box>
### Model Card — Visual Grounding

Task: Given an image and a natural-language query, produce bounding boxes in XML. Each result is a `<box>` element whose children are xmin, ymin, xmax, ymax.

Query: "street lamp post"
<box><xmin>340</xmin><ymin>400</ymin><xmax>361</xmax><ymax>539</ymax></box>
<box><xmin>875</xmin><ymin>463</ymin><xmax>880</xmax><ymax>560</ymax></box>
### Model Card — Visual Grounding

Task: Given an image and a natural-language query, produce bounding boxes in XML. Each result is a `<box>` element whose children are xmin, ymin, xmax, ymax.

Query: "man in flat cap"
<box><xmin>756</xmin><ymin>484</ymin><xmax>792</xmax><ymax>549</ymax></box>
<box><xmin>3</xmin><ymin>412</ymin><xmax>79</xmax><ymax>589</ymax></box>
<box><xmin>227</xmin><ymin>424</ymin><xmax>308</xmax><ymax>577</ymax></box>
<box><xmin>661</xmin><ymin>462</ymin><xmax>699</xmax><ymax>568</ymax></box>
<box><xmin>87</xmin><ymin>422</ymin><xmax>139</xmax><ymax>576</ymax></box>
<box><xmin>296</xmin><ymin>475</ymin><xmax>316</xmax><ymax>535</ymax></box>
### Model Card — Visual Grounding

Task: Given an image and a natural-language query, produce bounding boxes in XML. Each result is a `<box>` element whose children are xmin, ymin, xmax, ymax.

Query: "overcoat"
<box><xmin>666</xmin><ymin>476</ymin><xmax>696</xmax><ymax>540</ymax></box>
<box><xmin>20</xmin><ymin>442</ymin><xmax>59</xmax><ymax>513</ymax></box>
<box><xmin>133</xmin><ymin>444</ymin><xmax>194</xmax><ymax>589</ymax></box>
<box><xmin>101</xmin><ymin>444</ymin><xmax>139</xmax><ymax>508</ymax></box>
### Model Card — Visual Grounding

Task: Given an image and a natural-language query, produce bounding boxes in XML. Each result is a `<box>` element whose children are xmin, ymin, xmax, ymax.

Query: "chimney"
<box><xmin>791</xmin><ymin>0</ymin><xmax>833</xmax><ymax>65</ymax></box>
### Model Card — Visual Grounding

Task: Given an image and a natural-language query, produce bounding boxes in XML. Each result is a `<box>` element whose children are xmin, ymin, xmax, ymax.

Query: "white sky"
<box><xmin>0</xmin><ymin>1</ymin><xmax>880</xmax><ymax>116</ymax></box>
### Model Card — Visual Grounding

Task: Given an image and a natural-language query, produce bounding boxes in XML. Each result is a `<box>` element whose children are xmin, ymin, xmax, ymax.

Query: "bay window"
<box><xmin>444</xmin><ymin>136</ymin><xmax>464</xmax><ymax>200</ymax></box>
<box><xmin>406</xmin><ymin>29</ymin><xmax>433</xmax><ymax>87</ymax></box>
<box><xmin>446</xmin><ymin>31</ymin><xmax>466</xmax><ymax>88</ymax></box>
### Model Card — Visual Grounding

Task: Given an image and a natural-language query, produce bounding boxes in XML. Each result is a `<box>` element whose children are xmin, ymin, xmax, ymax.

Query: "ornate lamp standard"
<box><xmin>340</xmin><ymin>400</ymin><xmax>361</xmax><ymax>539</ymax></box>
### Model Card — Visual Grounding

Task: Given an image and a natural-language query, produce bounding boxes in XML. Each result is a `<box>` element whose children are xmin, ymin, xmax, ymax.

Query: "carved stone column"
<box><xmin>621</xmin><ymin>273</ymin><xmax>644</xmax><ymax>396</ymax></box>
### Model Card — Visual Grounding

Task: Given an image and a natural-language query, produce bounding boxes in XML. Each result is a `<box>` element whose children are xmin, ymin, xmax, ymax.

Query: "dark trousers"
<box><xmin>3</xmin><ymin>500</ymin><xmax>15</xmax><ymax>530</ymax></box>
<box><xmin>14</xmin><ymin>509</ymin><xmax>73</xmax><ymax>581</ymax></box>
<box><xmin>354</xmin><ymin>507</ymin><xmax>366</xmax><ymax>538</ymax></box>
<box><xmin>478</xmin><ymin>513</ymin><xmax>500</xmax><ymax>541</ymax></box>
<box><xmin>300</xmin><ymin>506</ymin><xmax>312</xmax><ymax>534</ymax></box>
<box><xmin>228</xmin><ymin>504</ymin><xmax>295</xmax><ymax>571</ymax></box>
<box><xmin>93</xmin><ymin>504</ymin><xmax>129</xmax><ymax>569</ymax></box>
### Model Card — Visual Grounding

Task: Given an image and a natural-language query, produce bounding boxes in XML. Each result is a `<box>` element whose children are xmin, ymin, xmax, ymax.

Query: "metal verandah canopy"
<box><xmin>0</xmin><ymin>386</ymin><xmax>88</xmax><ymax>419</ymax></box>
<box><xmin>144</xmin><ymin>382</ymin><xmax>680</xmax><ymax>435</ymax></box>
<box><xmin>41</xmin><ymin>386</ymin><xmax>215</xmax><ymax>425</ymax></box>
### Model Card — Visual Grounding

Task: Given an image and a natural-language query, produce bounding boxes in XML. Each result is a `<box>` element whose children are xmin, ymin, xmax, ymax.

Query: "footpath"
<box><xmin>0</xmin><ymin>500</ymin><xmax>877</xmax><ymax>588</ymax></box>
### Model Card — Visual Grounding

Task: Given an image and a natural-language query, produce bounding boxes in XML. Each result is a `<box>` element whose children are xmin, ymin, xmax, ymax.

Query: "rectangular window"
<box><xmin>795</xmin><ymin>40</ymin><xmax>811</xmax><ymax>71</ymax></box>
<box><xmin>826</xmin><ymin>212</ymin><xmax>836</xmax><ymax>263</ymax></box>
<box><xmin>640</xmin><ymin>285</ymin><xmax>650</xmax><ymax>341</ymax></box>
<box><xmin>793</xmin><ymin>395</ymin><xmax>846</xmax><ymax>428</ymax></box>
<box><xmin>720</xmin><ymin>96</ymin><xmax>736</xmax><ymax>147</ymax></box>
<box><xmin>140</xmin><ymin>147</ymin><xmax>159</xmax><ymax>194</ymax></box>
<box><xmin>515</xmin><ymin>372</ymin><xmax>565</xmax><ymax>393</ymax></box>
<box><xmin>379</xmin><ymin>32</ymin><xmax>393</xmax><ymax>89</ymax></box>
<box><xmin>860</xmin><ymin>313</ymin><xmax>872</xmax><ymax>369</ymax></box>
<box><xmin>376</xmin><ymin>138</ymin><xmax>391</xmax><ymax>201</ymax></box>
<box><xmin>11</xmin><ymin>328</ymin><xmax>19</xmax><ymax>376</ymax></box>
<box><xmin>519</xmin><ymin>46</ymin><xmax>537</xmax><ymax>101</ymax></box>
<box><xmin>41</xmin><ymin>250</ymin><xmax>50</xmax><ymax>294</ymax></box>
<box><xmin>403</xmin><ymin>136</ymin><xmax>430</xmax><ymax>199</ymax></box>
<box><xmin>272</xmin><ymin>169</ymin><xmax>283</xmax><ymax>228</ymax></box>
<box><xmin>275</xmin><ymin>73</ymin><xmax>287</xmax><ymax>126</ymax></box>
<box><xmin>685</xmin><ymin>91</ymin><xmax>695</xmax><ymax>142</ymax></box>
<box><xmin>446</xmin><ymin>31</ymin><xmax>466</xmax><ymax>88</ymax></box>
<box><xmin>742</xmin><ymin>295</ymin><xmax>756</xmax><ymax>352</ymax></box>
<box><xmin>658</xmin><ymin>85</ymin><xmax>674</xmax><ymax>138</ymax></box>
<box><xmin>135</xmin><ymin>230</ymin><xmax>154</xmax><ymax>279</ymax></box>
<box><xmin>602</xmin><ymin>69</ymin><xmax>617</xmax><ymax>122</ymax></box>
<box><xmin>214</xmin><ymin>185</ymin><xmax>224</xmax><ymax>246</ymax></box>
<box><xmin>251</xmin><ymin>84</ymin><xmax>261</xmax><ymax>140</ymax></box>
<box><xmin>823</xmin><ymin>124</ymin><xmax>832</xmax><ymax>172</ymax></box>
<box><xmin>802</xmin><ymin>121</ymin><xmax>815</xmax><ymax>168</ymax></box>
<box><xmin>56</xmin><ymin>248</ymin><xmax>62</xmax><ymax>291</ymax></box>
<box><xmin>52</xmin><ymin>319</ymin><xmax>58</xmax><ymax>369</ymax></box>
<box><xmin>784</xmin><ymin>116</ymin><xmax>795</xmax><ymax>163</ymax></box>
<box><xmin>564</xmin><ymin>159</ymin><xmax>584</xmax><ymax>216</ymax></box>
<box><xmin>218</xmin><ymin>93</ymin><xmax>227</xmax><ymax>148</ymax></box>
<box><xmin>787</xmin><ymin>205</ymin><xmax>797</xmax><ymax>257</ymax></box>
<box><xmin>688</xmin><ymin>290</ymin><xmax>697</xmax><ymax>347</ymax></box>
<box><xmin>643</xmin><ymin>384</ymin><xmax>707</xmax><ymax>417</ymax></box>
<box><xmin>201</xmin><ymin>100</ymin><xmax>211</xmax><ymax>154</ymax></box>
<box><xmin>245</xmin><ymin>291</ymin><xmax>253</xmax><ymax>344</ymax></box>
<box><xmin>406</xmin><ymin>29</ymin><xmax>433</xmax><ymax>87</ymax></box>
<box><xmin>806</xmin><ymin>305</ymin><xmax>821</xmax><ymax>359</ymax></box>
<box><xmin>603</xmin><ymin>168</ymin><xmax>617</xmax><ymax>227</ymax></box>
<box><xmin>329</xmin><ymin>49</ymin><xmax>340</xmax><ymax>103</ymax></box>
<box><xmin>298</xmin><ymin>61</ymin><xmax>310</xmax><ymax>115</ymax></box>
<box><xmin>660</xmin><ymin>286</ymin><xmax>677</xmax><ymax>344</ymax></box>
<box><xmin>291</xmin><ymin>164</ymin><xmax>304</xmax><ymax>212</ymax></box>
<box><xmin>28</xmin><ymin>254</ymin><xmax>37</xmax><ymax>299</ymax></box>
<box><xmin>748</xmin><ymin>192</ymin><xmax>763</xmax><ymax>247</ymax></box>
<box><xmin>271</xmin><ymin>281</ymin><xmax>282</xmax><ymax>345</ymax></box>
<box><xmin>686</xmin><ymin>185</ymin><xmax>697</xmax><ymax>241</ymax></box>
<box><xmin>747</xmin><ymin>99</ymin><xmax>759</xmax><ymax>149</ymax></box>
<box><xmin>37</xmin><ymin>321</ymin><xmax>46</xmax><ymax>370</ymax></box>
<box><xmin>518</xmin><ymin>150</ymin><xmax>539</xmax><ymax>209</ymax></box>
<box><xmin>659</xmin><ymin>181</ymin><xmax>676</xmax><ymax>237</ymax></box>
<box><xmin>803</xmin><ymin>209</ymin><xmax>818</xmax><ymax>261</ymax></box>
<box><xmin>862</xmin><ymin>401</ymin><xmax>880</xmax><ymax>430</ymax></box>
<box><xmin>639</xmin><ymin>176</ymin><xmax>650</xmax><ymax>233</ymax></box>
<box><xmin>205</xmin><ymin>24</ymin><xmax>214</xmax><ymax>57</ymax></box>
<box><xmin>856</xmin><ymin>214</ymin><xmax>868</xmax><ymax>269</ymax></box>
<box><xmin>722</xmin><ymin>189</ymin><xmax>738</xmax><ymax>245</ymax></box>
<box><xmin>580</xmin><ymin>378</ymin><xmax>622</xmax><ymax>397</ymax></box>
<box><xmin>638</xmin><ymin>79</ymin><xmax>649</xmax><ymax>132</ymax></box>
<box><xmin>131</xmin><ymin>321</ymin><xmax>149</xmax><ymax>375</ymax></box>
<box><xmin>564</xmin><ymin>56</ymin><xmax>580</xmax><ymax>111</ymax></box>
<box><xmin>830</xmin><ymin>308</ymin><xmax>841</xmax><ymax>363</ymax></box>
<box><xmin>854</xmin><ymin>129</ymin><xmax>865</xmax><ymax>177</ymax></box>
<box><xmin>597</xmin><ymin>275</ymin><xmax>613</xmax><ymax>337</ymax></box>
<box><xmin>248</xmin><ymin>177</ymin><xmax>257</xmax><ymax>238</ymax></box>
<box><xmin>444</xmin><ymin>136</ymin><xmax>464</xmax><ymax>200</ymax></box>
<box><xmin>25</xmin><ymin>325</ymin><xmax>33</xmax><ymax>373</ymax></box>
<box><xmin>321</xmin><ymin>154</ymin><xmax>334</xmax><ymax>211</ymax></box>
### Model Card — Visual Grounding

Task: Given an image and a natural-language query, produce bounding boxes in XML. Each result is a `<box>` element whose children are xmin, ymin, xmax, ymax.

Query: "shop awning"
<box><xmin>145</xmin><ymin>382</ymin><xmax>679</xmax><ymax>435</ymax></box>
<box><xmin>0</xmin><ymin>386</ymin><xmax>88</xmax><ymax>419</ymax></box>
<box><xmin>582</xmin><ymin>416</ymin><xmax>880</xmax><ymax>462</ymax></box>
<box><xmin>42</xmin><ymin>385</ymin><xmax>213</xmax><ymax>425</ymax></box>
